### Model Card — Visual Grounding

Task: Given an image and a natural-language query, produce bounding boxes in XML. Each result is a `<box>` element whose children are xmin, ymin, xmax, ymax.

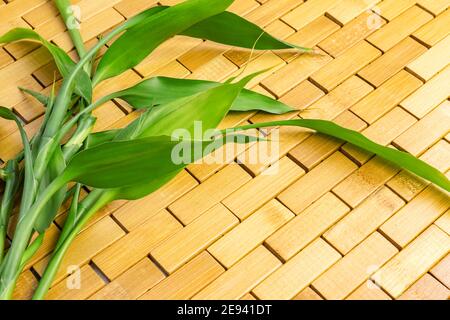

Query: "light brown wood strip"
<box><xmin>312</xmin><ymin>232</ymin><xmax>398</xmax><ymax>300</ymax></box>
<box><xmin>252</xmin><ymin>238</ymin><xmax>341</xmax><ymax>300</ymax></box>
<box><xmin>151</xmin><ymin>204</ymin><xmax>239</xmax><ymax>274</ymax></box>
<box><xmin>193</xmin><ymin>246</ymin><xmax>281</xmax><ymax>300</ymax></box>
<box><xmin>139</xmin><ymin>252</ymin><xmax>224</xmax><ymax>300</ymax></box>
<box><xmin>373</xmin><ymin>225</ymin><xmax>450</xmax><ymax>298</ymax></box>
<box><xmin>266</xmin><ymin>192</ymin><xmax>350</xmax><ymax>261</ymax></box>
<box><xmin>208</xmin><ymin>200</ymin><xmax>294</xmax><ymax>268</ymax></box>
<box><xmin>324</xmin><ymin>187</ymin><xmax>405</xmax><ymax>255</ymax></box>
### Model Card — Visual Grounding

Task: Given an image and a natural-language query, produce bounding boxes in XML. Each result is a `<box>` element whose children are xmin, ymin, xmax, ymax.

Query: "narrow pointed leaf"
<box><xmin>113</xmin><ymin>76</ymin><xmax>294</xmax><ymax>114</ymax></box>
<box><xmin>93</xmin><ymin>0</ymin><xmax>235</xmax><ymax>84</ymax></box>
<box><xmin>0</xmin><ymin>28</ymin><xmax>92</xmax><ymax>101</ymax></box>
<box><xmin>180</xmin><ymin>10</ymin><xmax>310</xmax><ymax>51</ymax></box>
<box><xmin>19</xmin><ymin>87</ymin><xmax>50</xmax><ymax>106</ymax></box>
<box><xmin>226</xmin><ymin>119</ymin><xmax>450</xmax><ymax>191</ymax></box>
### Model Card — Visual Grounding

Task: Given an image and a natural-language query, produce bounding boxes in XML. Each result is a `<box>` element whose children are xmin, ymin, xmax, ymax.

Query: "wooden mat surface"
<box><xmin>1</xmin><ymin>0</ymin><xmax>449</xmax><ymax>300</ymax></box>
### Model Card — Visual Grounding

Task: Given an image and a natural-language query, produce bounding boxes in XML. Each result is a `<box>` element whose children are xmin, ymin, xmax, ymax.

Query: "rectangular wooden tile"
<box><xmin>293</xmin><ymin>287</ymin><xmax>323</xmax><ymax>300</ymax></box>
<box><xmin>303</xmin><ymin>76</ymin><xmax>374</xmax><ymax>120</ymax></box>
<box><xmin>377</xmin><ymin>0</ymin><xmax>416</xmax><ymax>21</ymax></box>
<box><xmin>178</xmin><ymin>41</ymin><xmax>229</xmax><ymax>72</ymax></box>
<box><xmin>310</xmin><ymin>41</ymin><xmax>381</xmax><ymax>92</ymax></box>
<box><xmin>245</xmin><ymin>0</ymin><xmax>302</xmax><ymax>27</ymax></box>
<box><xmin>324</xmin><ymin>187</ymin><xmax>405</xmax><ymax>254</ymax></box>
<box><xmin>351</xmin><ymin>70</ymin><xmax>422</xmax><ymax>124</ymax></box>
<box><xmin>398</xmin><ymin>273</ymin><xmax>450</xmax><ymax>300</ymax></box>
<box><xmin>241</xmin><ymin>293</ymin><xmax>257</xmax><ymax>300</ymax></box>
<box><xmin>373</xmin><ymin>225</ymin><xmax>450</xmax><ymax>298</ymax></box>
<box><xmin>113</xmin><ymin>170</ymin><xmax>198</xmax><ymax>231</ymax></box>
<box><xmin>279</xmin><ymin>16</ymin><xmax>340</xmax><ymax>61</ymax></box>
<box><xmin>394</xmin><ymin>101</ymin><xmax>450</xmax><ymax>156</ymax></box>
<box><xmin>135</xmin><ymin>37</ymin><xmax>202</xmax><ymax>76</ymax></box>
<box><xmin>319</xmin><ymin>11</ymin><xmax>386</xmax><ymax>57</ymax></box>
<box><xmin>89</xmin><ymin>258</ymin><xmax>165</xmax><ymax>300</ymax></box>
<box><xmin>261</xmin><ymin>49</ymin><xmax>332</xmax><ymax>98</ymax></box>
<box><xmin>281</xmin><ymin>0</ymin><xmax>338</xmax><ymax>30</ymax></box>
<box><xmin>417</xmin><ymin>0</ymin><xmax>450</xmax><ymax>15</ymax></box>
<box><xmin>380</xmin><ymin>185</ymin><xmax>450</xmax><ymax>248</ymax></box>
<box><xmin>34</xmin><ymin>217</ymin><xmax>126</xmax><ymax>284</ymax></box>
<box><xmin>400</xmin><ymin>65</ymin><xmax>450</xmax><ymax>118</ymax></box>
<box><xmin>139</xmin><ymin>252</ymin><xmax>224</xmax><ymax>300</ymax></box>
<box><xmin>209</xmin><ymin>200</ymin><xmax>294</xmax><ymax>268</ymax></box>
<box><xmin>169</xmin><ymin>164</ymin><xmax>251</xmax><ymax>225</ymax></box>
<box><xmin>46</xmin><ymin>265</ymin><xmax>105</xmax><ymax>300</ymax></box>
<box><xmin>358</xmin><ymin>37</ymin><xmax>427</xmax><ymax>87</ymax></box>
<box><xmin>13</xmin><ymin>271</ymin><xmax>38</xmax><ymax>301</ymax></box>
<box><xmin>151</xmin><ymin>204</ymin><xmax>239</xmax><ymax>274</ymax></box>
<box><xmin>272</xmin><ymin>80</ymin><xmax>325</xmax><ymax>113</ymax></box>
<box><xmin>266</xmin><ymin>193</ymin><xmax>350</xmax><ymax>261</ymax></box>
<box><xmin>0</xmin><ymin>0</ymin><xmax>47</xmax><ymax>22</ymax></box>
<box><xmin>435</xmin><ymin>210</ymin><xmax>450</xmax><ymax>236</ymax></box>
<box><xmin>278</xmin><ymin>152</ymin><xmax>357</xmax><ymax>214</ymax></box>
<box><xmin>0</xmin><ymin>74</ymin><xmax>43</xmax><ymax>108</ymax></box>
<box><xmin>222</xmin><ymin>157</ymin><xmax>304</xmax><ymax>220</ymax></box>
<box><xmin>367</xmin><ymin>6</ymin><xmax>433</xmax><ymax>52</ymax></box>
<box><xmin>333</xmin><ymin>156</ymin><xmax>399</xmax><ymax>208</ymax></box>
<box><xmin>227</xmin><ymin>0</ymin><xmax>261</xmax><ymax>16</ymax></box>
<box><xmin>407</xmin><ymin>35</ymin><xmax>450</xmax><ymax>81</ymax></box>
<box><xmin>252</xmin><ymin>238</ymin><xmax>341</xmax><ymax>300</ymax></box>
<box><xmin>312</xmin><ymin>232</ymin><xmax>398</xmax><ymax>300</ymax></box>
<box><xmin>24</xmin><ymin>223</ymin><xmax>60</xmax><ymax>270</ymax></box>
<box><xmin>430</xmin><ymin>254</ymin><xmax>450</xmax><ymax>288</ymax></box>
<box><xmin>114</xmin><ymin>0</ymin><xmax>158</xmax><ymax>18</ymax></box>
<box><xmin>91</xmin><ymin>210</ymin><xmax>182</xmax><ymax>280</ymax></box>
<box><xmin>194</xmin><ymin>247</ymin><xmax>281</xmax><ymax>300</ymax></box>
<box><xmin>0</xmin><ymin>48</ymin><xmax>13</xmax><ymax>68</ymax></box>
<box><xmin>346</xmin><ymin>282</ymin><xmax>392</xmax><ymax>300</ymax></box>
<box><xmin>413</xmin><ymin>9</ymin><xmax>450</xmax><ymax>46</ymax></box>
<box><xmin>326</xmin><ymin>0</ymin><xmax>381</xmax><ymax>25</ymax></box>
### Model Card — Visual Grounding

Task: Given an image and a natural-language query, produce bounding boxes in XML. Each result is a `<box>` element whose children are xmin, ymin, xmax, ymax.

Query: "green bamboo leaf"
<box><xmin>93</xmin><ymin>0</ymin><xmax>235</xmax><ymax>84</ymax></box>
<box><xmin>113</xmin><ymin>76</ymin><xmax>294</xmax><ymax>114</ymax></box>
<box><xmin>114</xmin><ymin>71</ymin><xmax>268</xmax><ymax>142</ymax></box>
<box><xmin>18</xmin><ymin>87</ymin><xmax>50</xmax><ymax>106</ymax></box>
<box><xmin>109</xmin><ymin>170</ymin><xmax>183</xmax><ymax>200</ymax></box>
<box><xmin>63</xmin><ymin>136</ymin><xmax>218</xmax><ymax>188</ymax></box>
<box><xmin>63</xmin><ymin>133</ymin><xmax>258</xmax><ymax>191</ymax></box>
<box><xmin>0</xmin><ymin>107</ymin><xmax>36</xmax><ymax>219</ymax></box>
<box><xmin>0</xmin><ymin>28</ymin><xmax>92</xmax><ymax>101</ymax></box>
<box><xmin>128</xmin><ymin>6</ymin><xmax>309</xmax><ymax>51</ymax></box>
<box><xmin>180</xmin><ymin>10</ymin><xmax>310</xmax><ymax>51</ymax></box>
<box><xmin>225</xmin><ymin>119</ymin><xmax>450</xmax><ymax>192</ymax></box>
<box><xmin>87</xmin><ymin>129</ymin><xmax>121</xmax><ymax>147</ymax></box>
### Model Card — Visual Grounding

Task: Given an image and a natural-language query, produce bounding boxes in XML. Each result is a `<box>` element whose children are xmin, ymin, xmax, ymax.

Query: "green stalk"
<box><xmin>0</xmin><ymin>229</ymin><xmax>6</xmax><ymax>266</ymax></box>
<box><xmin>54</xmin><ymin>0</ymin><xmax>86</xmax><ymax>60</ymax></box>
<box><xmin>40</xmin><ymin>22</ymin><xmax>132</xmax><ymax>143</ymax></box>
<box><xmin>0</xmin><ymin>161</ymin><xmax>20</xmax><ymax>264</ymax></box>
<box><xmin>32</xmin><ymin>190</ymin><xmax>114</xmax><ymax>300</ymax></box>
<box><xmin>0</xmin><ymin>174</ymin><xmax>69</xmax><ymax>300</ymax></box>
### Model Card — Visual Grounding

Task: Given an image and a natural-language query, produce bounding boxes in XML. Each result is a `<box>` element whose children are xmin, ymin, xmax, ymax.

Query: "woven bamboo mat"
<box><xmin>1</xmin><ymin>0</ymin><xmax>449</xmax><ymax>300</ymax></box>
